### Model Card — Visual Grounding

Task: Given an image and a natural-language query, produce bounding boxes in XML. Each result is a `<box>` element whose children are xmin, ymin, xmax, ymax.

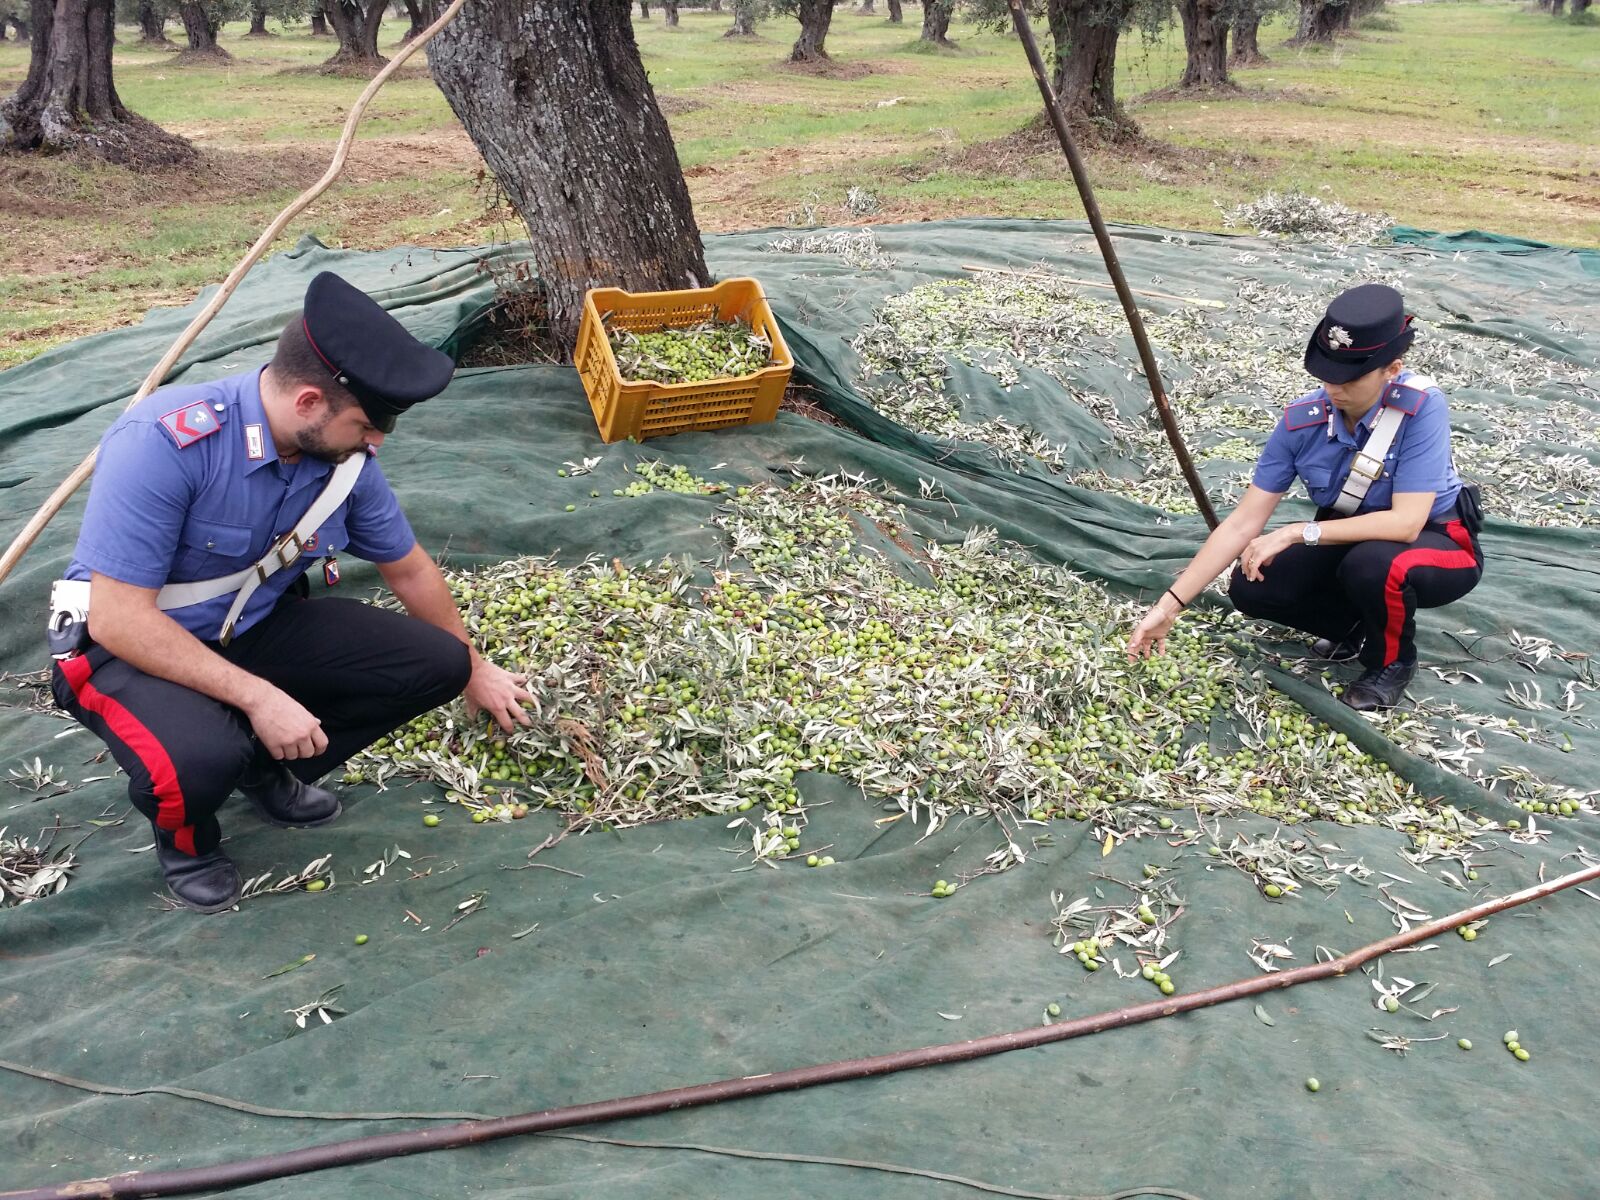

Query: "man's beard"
<box><xmin>295</xmin><ymin>414</ymin><xmax>358</xmax><ymax>464</ymax></box>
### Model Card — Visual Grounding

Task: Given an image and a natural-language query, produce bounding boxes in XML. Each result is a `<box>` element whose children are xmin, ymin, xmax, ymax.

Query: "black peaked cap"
<box><xmin>1303</xmin><ymin>283</ymin><xmax>1415</xmax><ymax>385</ymax></box>
<box><xmin>301</xmin><ymin>271</ymin><xmax>455</xmax><ymax>432</ymax></box>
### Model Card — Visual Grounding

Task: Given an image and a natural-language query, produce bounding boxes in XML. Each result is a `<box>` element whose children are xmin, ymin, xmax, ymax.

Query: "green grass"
<box><xmin>0</xmin><ymin>1</ymin><xmax>1596</xmax><ymax>368</ymax></box>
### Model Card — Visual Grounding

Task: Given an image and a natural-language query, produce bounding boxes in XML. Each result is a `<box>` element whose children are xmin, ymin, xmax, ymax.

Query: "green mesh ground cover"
<box><xmin>2</xmin><ymin>222</ymin><xmax>1598</xmax><ymax>1200</ymax></box>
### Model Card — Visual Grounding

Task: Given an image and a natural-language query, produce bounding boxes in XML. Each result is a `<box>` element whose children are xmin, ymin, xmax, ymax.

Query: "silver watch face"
<box><xmin>1304</xmin><ymin>522</ymin><xmax>1321</xmax><ymax>545</ymax></box>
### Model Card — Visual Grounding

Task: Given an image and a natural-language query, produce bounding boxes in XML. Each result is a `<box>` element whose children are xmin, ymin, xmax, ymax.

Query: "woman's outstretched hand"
<box><xmin>1127</xmin><ymin>604</ymin><xmax>1177</xmax><ymax>659</ymax></box>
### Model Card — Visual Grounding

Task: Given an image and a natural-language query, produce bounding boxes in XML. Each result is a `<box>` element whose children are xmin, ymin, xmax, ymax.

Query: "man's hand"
<box><xmin>1239</xmin><ymin>525</ymin><xmax>1301</xmax><ymax>582</ymax></box>
<box><xmin>466</xmin><ymin>657</ymin><xmax>534</xmax><ymax>733</ymax></box>
<box><xmin>246</xmin><ymin>686</ymin><xmax>329</xmax><ymax>761</ymax></box>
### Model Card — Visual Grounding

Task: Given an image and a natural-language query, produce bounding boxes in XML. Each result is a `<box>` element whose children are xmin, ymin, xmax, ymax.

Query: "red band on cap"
<box><xmin>301</xmin><ymin>316</ymin><xmax>342</xmax><ymax>379</ymax></box>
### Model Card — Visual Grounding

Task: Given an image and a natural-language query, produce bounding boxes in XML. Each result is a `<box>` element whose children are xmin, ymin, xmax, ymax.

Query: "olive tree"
<box><xmin>428</xmin><ymin>0</ymin><xmax>708</xmax><ymax>355</ymax></box>
<box><xmin>725</xmin><ymin>0</ymin><xmax>764</xmax><ymax>34</ymax></box>
<box><xmin>323</xmin><ymin>0</ymin><xmax>390</xmax><ymax>67</ymax></box>
<box><xmin>772</xmin><ymin>0</ymin><xmax>837</xmax><ymax>60</ymax></box>
<box><xmin>0</xmin><ymin>0</ymin><xmax>192</xmax><ymax>160</ymax></box>
<box><xmin>922</xmin><ymin>0</ymin><xmax>957</xmax><ymax>44</ymax></box>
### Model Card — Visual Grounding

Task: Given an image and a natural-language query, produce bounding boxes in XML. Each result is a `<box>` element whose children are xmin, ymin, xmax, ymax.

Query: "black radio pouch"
<box><xmin>1456</xmin><ymin>483</ymin><xmax>1484</xmax><ymax>537</ymax></box>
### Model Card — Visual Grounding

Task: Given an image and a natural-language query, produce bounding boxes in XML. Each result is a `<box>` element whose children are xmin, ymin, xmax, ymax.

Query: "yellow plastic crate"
<box><xmin>575</xmin><ymin>277</ymin><xmax>793</xmax><ymax>443</ymax></box>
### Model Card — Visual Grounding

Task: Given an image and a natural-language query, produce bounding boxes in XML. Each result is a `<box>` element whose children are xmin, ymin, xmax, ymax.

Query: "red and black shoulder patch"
<box><xmin>1284</xmin><ymin>396</ymin><xmax>1329</xmax><ymax>432</ymax></box>
<box><xmin>157</xmin><ymin>400</ymin><xmax>225</xmax><ymax>449</ymax></box>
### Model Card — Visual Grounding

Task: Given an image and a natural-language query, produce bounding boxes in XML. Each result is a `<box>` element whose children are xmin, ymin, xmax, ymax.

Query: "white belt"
<box><xmin>1330</xmin><ymin>403</ymin><xmax>1407</xmax><ymax>517</ymax></box>
<box><xmin>156</xmin><ymin>453</ymin><xmax>366</xmax><ymax>643</ymax></box>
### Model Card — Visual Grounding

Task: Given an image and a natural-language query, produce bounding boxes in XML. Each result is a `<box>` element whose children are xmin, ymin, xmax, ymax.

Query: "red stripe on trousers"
<box><xmin>59</xmin><ymin>655</ymin><xmax>193</xmax><ymax>852</ymax></box>
<box><xmin>1382</xmin><ymin>519</ymin><xmax>1478</xmax><ymax>666</ymax></box>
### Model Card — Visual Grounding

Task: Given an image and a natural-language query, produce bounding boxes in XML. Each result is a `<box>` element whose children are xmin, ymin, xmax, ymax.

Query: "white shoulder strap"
<box><xmin>1330</xmin><ymin>405</ymin><xmax>1407</xmax><ymax>516</ymax></box>
<box><xmin>156</xmin><ymin>453</ymin><xmax>367</xmax><ymax>644</ymax></box>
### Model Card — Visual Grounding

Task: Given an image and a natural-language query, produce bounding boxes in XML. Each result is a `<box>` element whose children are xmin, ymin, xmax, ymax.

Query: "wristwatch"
<box><xmin>1302</xmin><ymin>521</ymin><xmax>1323</xmax><ymax>547</ymax></box>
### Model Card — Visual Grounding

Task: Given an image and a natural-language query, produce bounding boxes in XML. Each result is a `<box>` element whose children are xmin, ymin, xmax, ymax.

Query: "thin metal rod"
<box><xmin>1004</xmin><ymin>0</ymin><xmax>1219</xmax><ymax>530</ymax></box>
<box><xmin>7</xmin><ymin>860</ymin><xmax>1596</xmax><ymax>1200</ymax></box>
<box><xmin>0</xmin><ymin>0</ymin><xmax>469</xmax><ymax>592</ymax></box>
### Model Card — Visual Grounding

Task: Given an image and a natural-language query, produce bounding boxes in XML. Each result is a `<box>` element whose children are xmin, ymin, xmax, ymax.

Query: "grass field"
<box><xmin>0</xmin><ymin>0</ymin><xmax>1596</xmax><ymax>368</ymax></box>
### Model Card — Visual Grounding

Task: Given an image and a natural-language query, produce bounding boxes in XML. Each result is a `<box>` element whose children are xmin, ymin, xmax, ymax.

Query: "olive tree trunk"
<box><xmin>428</xmin><ymin>0</ymin><xmax>709</xmax><ymax>357</ymax></box>
<box><xmin>725</xmin><ymin>0</ymin><xmax>757</xmax><ymax>32</ymax></box>
<box><xmin>309</xmin><ymin>6</ymin><xmax>329</xmax><ymax>32</ymax></box>
<box><xmin>886</xmin><ymin>0</ymin><xmax>901</xmax><ymax>19</ymax></box>
<box><xmin>1229</xmin><ymin>13</ymin><xmax>1264</xmax><ymax>63</ymax></box>
<box><xmin>920</xmin><ymin>0</ymin><xmax>955</xmax><ymax>44</ymax></box>
<box><xmin>1176</xmin><ymin>0</ymin><xmax>1229</xmax><ymax>86</ymax></box>
<box><xmin>1293</xmin><ymin>0</ymin><xmax>1342</xmax><ymax>42</ymax></box>
<box><xmin>135</xmin><ymin>0</ymin><xmax>168</xmax><ymax>41</ymax></box>
<box><xmin>1047</xmin><ymin>0</ymin><xmax>1135</xmax><ymax>136</ymax></box>
<box><xmin>639</xmin><ymin>0</ymin><xmax>650</xmax><ymax>15</ymax></box>
<box><xmin>0</xmin><ymin>0</ymin><xmax>191</xmax><ymax>160</ymax></box>
<box><xmin>324</xmin><ymin>0</ymin><xmax>388</xmax><ymax>67</ymax></box>
<box><xmin>398</xmin><ymin>0</ymin><xmax>425</xmax><ymax>39</ymax></box>
<box><xmin>177</xmin><ymin>1</ymin><xmax>228</xmax><ymax>55</ymax></box>
<box><xmin>789</xmin><ymin>0</ymin><xmax>835</xmax><ymax>60</ymax></box>
<box><xmin>246</xmin><ymin>1</ymin><xmax>272</xmax><ymax>35</ymax></box>
<box><xmin>663</xmin><ymin>0</ymin><xmax>678</xmax><ymax>23</ymax></box>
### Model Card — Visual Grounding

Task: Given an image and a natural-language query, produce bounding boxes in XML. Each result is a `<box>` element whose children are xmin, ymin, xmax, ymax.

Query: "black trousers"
<box><xmin>52</xmin><ymin>597</ymin><xmax>471</xmax><ymax>857</ymax></box>
<box><xmin>1228</xmin><ymin>515</ymin><xmax>1484</xmax><ymax>671</ymax></box>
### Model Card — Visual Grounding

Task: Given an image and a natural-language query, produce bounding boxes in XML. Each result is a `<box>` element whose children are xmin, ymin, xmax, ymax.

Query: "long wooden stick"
<box><xmin>1004</xmin><ymin>0</ymin><xmax>1220</xmax><ymax>529</ymax></box>
<box><xmin>8</xmin><ymin>858</ymin><xmax>1597</xmax><ymax>1200</ymax></box>
<box><xmin>0</xmin><ymin>0</ymin><xmax>469</xmax><ymax>591</ymax></box>
<box><xmin>960</xmin><ymin>263</ymin><xmax>1228</xmax><ymax>311</ymax></box>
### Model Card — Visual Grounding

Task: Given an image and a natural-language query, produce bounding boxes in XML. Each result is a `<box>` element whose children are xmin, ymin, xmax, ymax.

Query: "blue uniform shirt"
<box><xmin>67</xmin><ymin>368</ymin><xmax>417</xmax><ymax>641</ymax></box>
<box><xmin>1251</xmin><ymin>370</ymin><xmax>1463</xmax><ymax>522</ymax></box>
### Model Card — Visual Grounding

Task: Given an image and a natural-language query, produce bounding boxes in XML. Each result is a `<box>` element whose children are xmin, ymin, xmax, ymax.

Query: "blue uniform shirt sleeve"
<box><xmin>73</xmin><ymin>421</ymin><xmax>194</xmax><ymax>588</ymax></box>
<box><xmin>1251</xmin><ymin>417</ymin><xmax>1299</xmax><ymax>494</ymax></box>
<box><xmin>342</xmin><ymin>457</ymin><xmax>416</xmax><ymax>564</ymax></box>
<box><xmin>1390</xmin><ymin>391</ymin><xmax>1453</xmax><ymax>496</ymax></box>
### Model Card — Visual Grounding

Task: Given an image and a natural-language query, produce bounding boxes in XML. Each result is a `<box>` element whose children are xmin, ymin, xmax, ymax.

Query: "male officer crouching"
<box><xmin>49</xmin><ymin>272</ymin><xmax>532</xmax><ymax>912</ymax></box>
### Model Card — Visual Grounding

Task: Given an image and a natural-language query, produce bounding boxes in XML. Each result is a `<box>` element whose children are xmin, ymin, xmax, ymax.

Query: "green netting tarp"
<box><xmin>3</xmin><ymin>221</ymin><xmax>1599</xmax><ymax>1200</ymax></box>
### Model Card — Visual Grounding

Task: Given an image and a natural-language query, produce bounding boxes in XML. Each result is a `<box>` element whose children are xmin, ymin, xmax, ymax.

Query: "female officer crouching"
<box><xmin>1127</xmin><ymin>283</ymin><xmax>1484</xmax><ymax>711</ymax></box>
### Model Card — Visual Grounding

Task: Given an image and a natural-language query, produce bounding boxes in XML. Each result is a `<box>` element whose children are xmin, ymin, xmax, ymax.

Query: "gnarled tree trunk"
<box><xmin>429</xmin><ymin>0</ymin><xmax>709</xmax><ymax>357</ymax></box>
<box><xmin>1229</xmin><ymin>13</ymin><xmax>1264</xmax><ymax>63</ymax></box>
<box><xmin>324</xmin><ymin>0</ymin><xmax>388</xmax><ymax>68</ymax></box>
<box><xmin>136</xmin><ymin>0</ymin><xmax>169</xmax><ymax>42</ymax></box>
<box><xmin>310</xmin><ymin>6</ymin><xmax>329</xmax><ymax>33</ymax></box>
<box><xmin>663</xmin><ymin>0</ymin><xmax>678</xmax><ymax>24</ymax></box>
<box><xmin>725</xmin><ymin>0</ymin><xmax>757</xmax><ymax>33</ymax></box>
<box><xmin>638</xmin><ymin>0</ymin><xmax>649</xmax><ymax>15</ymax></box>
<box><xmin>1047</xmin><ymin>0</ymin><xmax>1135</xmax><ymax>137</ymax></box>
<box><xmin>886</xmin><ymin>0</ymin><xmax>901</xmax><ymax>19</ymax></box>
<box><xmin>920</xmin><ymin>0</ymin><xmax>955</xmax><ymax>44</ymax></box>
<box><xmin>1176</xmin><ymin>0</ymin><xmax>1229</xmax><ymax>87</ymax></box>
<box><xmin>789</xmin><ymin>0</ymin><xmax>834</xmax><ymax>59</ymax></box>
<box><xmin>0</xmin><ymin>0</ymin><xmax>191</xmax><ymax>161</ymax></box>
<box><xmin>398</xmin><ymin>0</ymin><xmax>431</xmax><ymax>40</ymax></box>
<box><xmin>1293</xmin><ymin>0</ymin><xmax>1343</xmax><ymax>42</ymax></box>
<box><xmin>859</xmin><ymin>0</ymin><xmax>873</xmax><ymax>11</ymax></box>
<box><xmin>245</xmin><ymin>1</ymin><xmax>272</xmax><ymax>35</ymax></box>
<box><xmin>177</xmin><ymin>1</ymin><xmax>228</xmax><ymax>56</ymax></box>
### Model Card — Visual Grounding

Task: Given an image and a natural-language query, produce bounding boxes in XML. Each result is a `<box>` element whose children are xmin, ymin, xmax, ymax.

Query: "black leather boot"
<box><xmin>238</xmin><ymin>751</ymin><xmax>342</xmax><ymax>828</ymax></box>
<box><xmin>1341</xmin><ymin>660</ymin><xmax>1417</xmax><ymax>712</ymax></box>
<box><xmin>1311</xmin><ymin>624</ymin><xmax>1364</xmax><ymax>662</ymax></box>
<box><xmin>155</xmin><ymin>828</ymin><xmax>241</xmax><ymax>914</ymax></box>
